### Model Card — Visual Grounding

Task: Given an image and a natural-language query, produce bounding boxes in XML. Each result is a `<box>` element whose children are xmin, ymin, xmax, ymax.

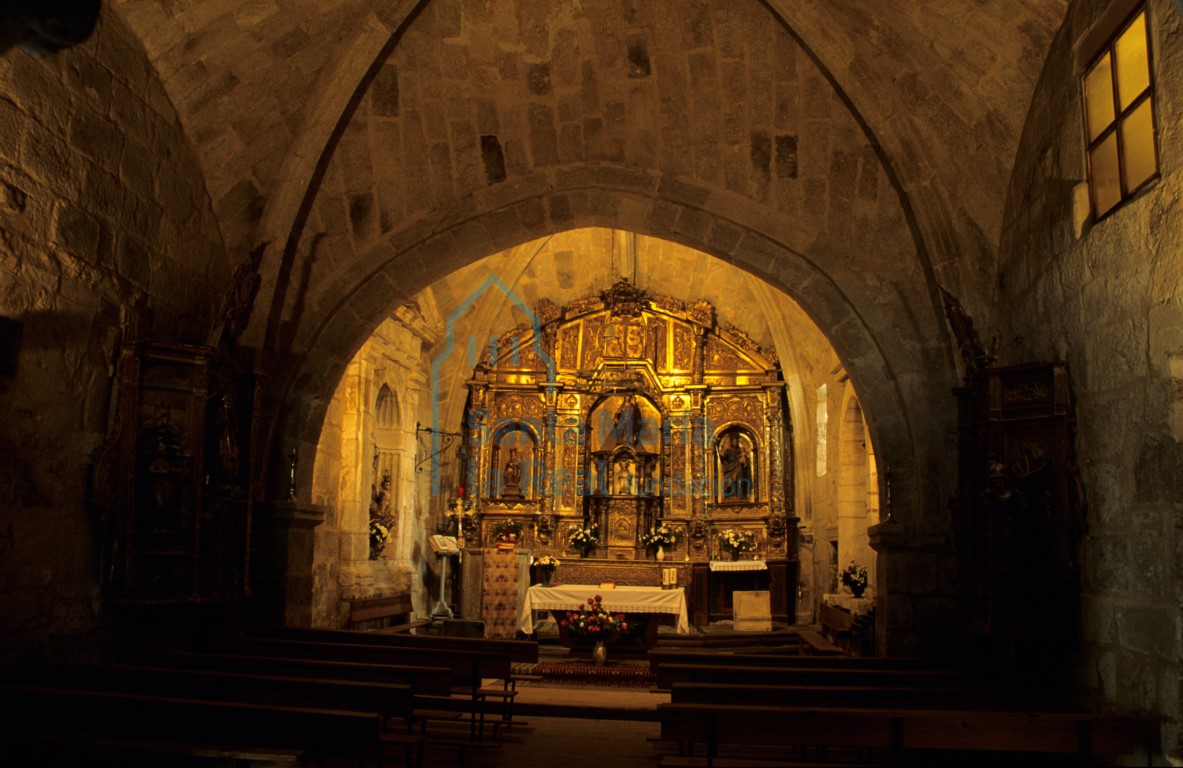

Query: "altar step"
<box><xmin>652</xmin><ymin>622</ymin><xmax>806</xmax><ymax>651</ymax></box>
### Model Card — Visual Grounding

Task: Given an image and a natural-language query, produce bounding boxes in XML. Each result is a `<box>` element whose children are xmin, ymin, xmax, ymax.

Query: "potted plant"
<box><xmin>368</xmin><ymin>519</ymin><xmax>390</xmax><ymax>560</ymax></box>
<box><xmin>567</xmin><ymin>523</ymin><xmax>599</xmax><ymax>557</ymax></box>
<box><xmin>718</xmin><ymin>528</ymin><xmax>755</xmax><ymax>560</ymax></box>
<box><xmin>841</xmin><ymin>560</ymin><xmax>869</xmax><ymax>598</ymax></box>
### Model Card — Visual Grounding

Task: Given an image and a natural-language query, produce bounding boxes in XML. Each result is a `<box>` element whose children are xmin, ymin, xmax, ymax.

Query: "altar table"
<box><xmin>517</xmin><ymin>584</ymin><xmax>690</xmax><ymax>635</ymax></box>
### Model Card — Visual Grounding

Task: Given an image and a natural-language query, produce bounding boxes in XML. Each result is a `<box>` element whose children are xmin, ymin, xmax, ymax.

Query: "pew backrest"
<box><xmin>127</xmin><ymin>647</ymin><xmax>453</xmax><ymax>695</ymax></box>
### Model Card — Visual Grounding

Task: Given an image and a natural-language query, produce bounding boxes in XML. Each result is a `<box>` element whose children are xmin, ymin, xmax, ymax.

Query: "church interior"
<box><xmin>1</xmin><ymin>0</ymin><xmax>1181</xmax><ymax>764</ymax></box>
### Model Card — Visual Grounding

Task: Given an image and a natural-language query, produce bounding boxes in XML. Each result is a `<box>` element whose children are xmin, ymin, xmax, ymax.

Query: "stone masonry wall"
<box><xmin>0</xmin><ymin>10</ymin><xmax>226</xmax><ymax>661</ymax></box>
<box><xmin>1000</xmin><ymin>0</ymin><xmax>1183</xmax><ymax>752</ymax></box>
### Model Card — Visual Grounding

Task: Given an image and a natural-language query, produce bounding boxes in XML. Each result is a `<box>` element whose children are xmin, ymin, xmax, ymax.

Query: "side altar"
<box><xmin>446</xmin><ymin>281</ymin><xmax>799</xmax><ymax>632</ymax></box>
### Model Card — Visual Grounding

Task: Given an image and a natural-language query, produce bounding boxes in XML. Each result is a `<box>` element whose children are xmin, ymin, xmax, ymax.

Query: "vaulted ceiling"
<box><xmin>111</xmin><ymin>0</ymin><xmax>1067</xmax><ymax>325</ymax></box>
<box><xmin>100</xmin><ymin>0</ymin><xmax>1073</xmax><ymax>520</ymax></box>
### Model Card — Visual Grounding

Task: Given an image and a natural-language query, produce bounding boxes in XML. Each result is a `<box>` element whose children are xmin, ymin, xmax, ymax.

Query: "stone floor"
<box><xmin>422</xmin><ymin>684</ymin><xmax>670</xmax><ymax>768</ymax></box>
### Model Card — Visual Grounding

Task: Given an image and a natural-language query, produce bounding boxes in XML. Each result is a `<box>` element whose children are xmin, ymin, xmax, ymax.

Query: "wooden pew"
<box><xmin>668</xmin><ymin>681</ymin><xmax>1069</xmax><ymax>711</ymax></box>
<box><xmin>793</xmin><ymin>626</ymin><xmax>844</xmax><ymax>655</ymax></box>
<box><xmin>117</xmin><ymin>649</ymin><xmax>470</xmax><ymax>764</ymax></box>
<box><xmin>251</xmin><ymin>624</ymin><xmax>540</xmax><ymax>664</ymax></box>
<box><xmin>655</xmin><ymin>662</ymin><xmax>977</xmax><ymax>692</ymax></box>
<box><xmin>0</xmin><ymin>683</ymin><xmax>385</xmax><ymax>768</ymax></box>
<box><xmin>648</xmin><ymin>649</ymin><xmax>965</xmax><ymax>677</ymax></box>
<box><xmin>224</xmin><ymin>636</ymin><xmax>518</xmax><ymax>741</ymax></box>
<box><xmin>657</xmin><ymin>702</ymin><xmax>1158</xmax><ymax>768</ymax></box>
<box><xmin>26</xmin><ymin>662</ymin><xmax>425</xmax><ymax>766</ymax></box>
<box><xmin>127</xmin><ymin>647</ymin><xmax>454</xmax><ymax>695</ymax></box>
<box><xmin>349</xmin><ymin>593</ymin><xmax>422</xmax><ymax>631</ymax></box>
<box><xmin>249</xmin><ymin>625</ymin><xmax>540</xmax><ymax>726</ymax></box>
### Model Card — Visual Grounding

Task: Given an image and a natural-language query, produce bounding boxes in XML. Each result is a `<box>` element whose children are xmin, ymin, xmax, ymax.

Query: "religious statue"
<box><xmin>613</xmin><ymin>456</ymin><xmax>636</xmax><ymax>495</ymax></box>
<box><xmin>369</xmin><ymin>470</ymin><xmax>395</xmax><ymax>524</ymax></box>
<box><xmin>368</xmin><ymin>470</ymin><xmax>396</xmax><ymax>560</ymax></box>
<box><xmin>718</xmin><ymin>433</ymin><xmax>754</xmax><ymax>501</ymax></box>
<box><xmin>611</xmin><ymin>394</ymin><xmax>643</xmax><ymax>446</ymax></box>
<box><xmin>502</xmin><ymin>447</ymin><xmax>522</xmax><ymax>497</ymax></box>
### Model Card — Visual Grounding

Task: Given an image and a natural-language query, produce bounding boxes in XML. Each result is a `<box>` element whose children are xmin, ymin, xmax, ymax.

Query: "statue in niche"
<box><xmin>613</xmin><ymin>455</ymin><xmax>636</xmax><ymax>495</ymax></box>
<box><xmin>502</xmin><ymin>447</ymin><xmax>523</xmax><ymax>497</ymax></box>
<box><xmin>370</xmin><ymin>470</ymin><xmax>395</xmax><ymax>524</ymax></box>
<box><xmin>611</xmin><ymin>394</ymin><xmax>643</xmax><ymax>447</ymax></box>
<box><xmin>717</xmin><ymin>431</ymin><xmax>754</xmax><ymax>502</ymax></box>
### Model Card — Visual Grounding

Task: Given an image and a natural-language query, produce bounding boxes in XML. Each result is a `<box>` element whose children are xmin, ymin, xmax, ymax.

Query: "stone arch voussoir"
<box><xmin>276</xmin><ymin>170</ymin><xmax>949</xmax><ymax>523</ymax></box>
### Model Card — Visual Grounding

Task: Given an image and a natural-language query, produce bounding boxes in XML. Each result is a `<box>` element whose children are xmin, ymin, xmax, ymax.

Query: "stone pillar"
<box><xmin>255</xmin><ymin>500</ymin><xmax>327</xmax><ymax>628</ymax></box>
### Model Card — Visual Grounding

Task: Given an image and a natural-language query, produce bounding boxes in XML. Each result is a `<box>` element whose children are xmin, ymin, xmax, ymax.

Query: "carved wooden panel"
<box><xmin>94</xmin><ymin>341</ymin><xmax>252</xmax><ymax>604</ymax></box>
<box><xmin>706</xmin><ymin>395</ymin><xmax>763</xmax><ymax>434</ymax></box>
<box><xmin>953</xmin><ymin>362</ymin><xmax>1083</xmax><ymax>665</ymax></box>
<box><xmin>672</xmin><ymin>323</ymin><xmax>694</xmax><ymax>371</ymax></box>
<box><xmin>559</xmin><ymin>323</ymin><xmax>581</xmax><ymax>370</ymax></box>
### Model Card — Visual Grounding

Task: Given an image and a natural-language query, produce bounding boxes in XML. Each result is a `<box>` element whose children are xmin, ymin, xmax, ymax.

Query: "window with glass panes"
<box><xmin>1082</xmin><ymin>6</ymin><xmax>1158</xmax><ymax>219</ymax></box>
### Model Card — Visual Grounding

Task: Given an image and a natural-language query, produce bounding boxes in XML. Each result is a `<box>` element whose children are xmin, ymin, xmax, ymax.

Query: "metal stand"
<box><xmin>431</xmin><ymin>552</ymin><xmax>456</xmax><ymax>619</ymax></box>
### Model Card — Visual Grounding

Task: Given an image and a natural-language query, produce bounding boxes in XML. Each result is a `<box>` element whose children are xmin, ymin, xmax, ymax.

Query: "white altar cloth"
<box><xmin>709</xmin><ymin>559</ymin><xmax>767</xmax><ymax>572</ymax></box>
<box><xmin>518</xmin><ymin>584</ymin><xmax>690</xmax><ymax>634</ymax></box>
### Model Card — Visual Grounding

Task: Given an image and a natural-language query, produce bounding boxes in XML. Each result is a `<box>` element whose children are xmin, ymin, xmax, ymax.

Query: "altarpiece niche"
<box><xmin>457</xmin><ymin>280</ymin><xmax>796</xmax><ymax>583</ymax></box>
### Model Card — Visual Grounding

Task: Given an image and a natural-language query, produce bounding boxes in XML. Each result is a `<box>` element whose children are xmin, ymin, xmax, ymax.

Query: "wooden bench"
<box><xmin>227</xmin><ymin>636</ymin><xmax>519</xmax><ymax>741</ymax></box>
<box><xmin>794</xmin><ymin>626</ymin><xmax>844</xmax><ymax>655</ymax></box>
<box><xmin>648</xmin><ymin>649</ymin><xmax>964</xmax><ymax>677</ymax></box>
<box><xmin>668</xmin><ymin>681</ymin><xmax>1069</xmax><ymax>711</ymax></box>
<box><xmin>658</xmin><ymin>702</ymin><xmax>1159</xmax><ymax>768</ymax></box>
<box><xmin>251</xmin><ymin>625</ymin><xmax>541</xmax><ymax>719</ymax></box>
<box><xmin>253</xmin><ymin>625</ymin><xmax>540</xmax><ymax>664</ymax></box>
<box><xmin>30</xmin><ymin>662</ymin><xmax>425</xmax><ymax>765</ymax></box>
<box><xmin>349</xmin><ymin>593</ymin><xmax>419</xmax><ymax>630</ymax></box>
<box><xmin>655</xmin><ymin>663</ymin><xmax>976</xmax><ymax>692</ymax></box>
<box><xmin>128</xmin><ymin>647</ymin><xmax>454</xmax><ymax>695</ymax></box>
<box><xmin>0</xmin><ymin>683</ymin><xmax>386</xmax><ymax>768</ymax></box>
<box><xmin>119</xmin><ymin>649</ymin><xmax>469</xmax><ymax>764</ymax></box>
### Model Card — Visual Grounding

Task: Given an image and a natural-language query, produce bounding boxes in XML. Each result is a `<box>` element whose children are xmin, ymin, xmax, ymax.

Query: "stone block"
<box><xmin>527</xmin><ymin>104</ymin><xmax>559</xmax><ymax>167</ymax></box>
<box><xmin>0</xmin><ymin>97</ymin><xmax>24</xmax><ymax>162</ymax></box>
<box><xmin>1086</xmin><ymin>535</ymin><xmax>1130</xmax><ymax>591</ymax></box>
<box><xmin>1135</xmin><ymin>433</ymin><xmax>1183</xmax><ymax>505</ymax></box>
<box><xmin>371</xmin><ymin>63</ymin><xmax>399</xmax><ymax>117</ymax></box>
<box><xmin>52</xmin><ymin>201</ymin><xmax>101</xmax><ymax>264</ymax></box>
<box><xmin>733</xmin><ymin>590</ymin><xmax>772</xmax><ymax>631</ymax></box>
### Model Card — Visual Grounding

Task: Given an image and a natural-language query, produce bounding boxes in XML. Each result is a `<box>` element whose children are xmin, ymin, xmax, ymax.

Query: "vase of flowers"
<box><xmin>492</xmin><ymin>520</ymin><xmax>523</xmax><ymax>550</ymax></box>
<box><xmin>718</xmin><ymin>528</ymin><xmax>755</xmax><ymax>560</ymax></box>
<box><xmin>368</xmin><ymin>519</ymin><xmax>390</xmax><ymax>560</ymax></box>
<box><xmin>533</xmin><ymin>554</ymin><xmax>560</xmax><ymax>586</ymax></box>
<box><xmin>640</xmin><ymin>524</ymin><xmax>678</xmax><ymax>561</ymax></box>
<box><xmin>567</xmin><ymin>523</ymin><xmax>599</xmax><ymax>557</ymax></box>
<box><xmin>560</xmin><ymin>594</ymin><xmax>631</xmax><ymax>664</ymax></box>
<box><xmin>842</xmin><ymin>560</ymin><xmax>869</xmax><ymax>598</ymax></box>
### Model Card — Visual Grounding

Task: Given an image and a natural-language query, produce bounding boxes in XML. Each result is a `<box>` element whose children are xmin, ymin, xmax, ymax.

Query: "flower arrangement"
<box><xmin>533</xmin><ymin>554</ymin><xmax>561</xmax><ymax>572</ymax></box>
<box><xmin>567</xmin><ymin>523</ymin><xmax>599</xmax><ymax>553</ymax></box>
<box><xmin>492</xmin><ymin>519</ymin><xmax>523</xmax><ymax>547</ymax></box>
<box><xmin>841</xmin><ymin>561</ymin><xmax>869</xmax><ymax>595</ymax></box>
<box><xmin>369</xmin><ymin>519</ymin><xmax>390</xmax><ymax>558</ymax></box>
<box><xmin>718</xmin><ymin>528</ymin><xmax>756</xmax><ymax>558</ymax></box>
<box><xmin>640</xmin><ymin>524</ymin><xmax>678</xmax><ymax>548</ymax></box>
<box><xmin>533</xmin><ymin>554</ymin><xmax>561</xmax><ymax>585</ymax></box>
<box><xmin>560</xmin><ymin>594</ymin><xmax>630</xmax><ymax>640</ymax></box>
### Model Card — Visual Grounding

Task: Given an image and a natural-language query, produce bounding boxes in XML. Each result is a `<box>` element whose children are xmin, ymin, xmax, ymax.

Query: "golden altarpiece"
<box><xmin>456</xmin><ymin>281</ymin><xmax>798</xmax><ymax>626</ymax></box>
